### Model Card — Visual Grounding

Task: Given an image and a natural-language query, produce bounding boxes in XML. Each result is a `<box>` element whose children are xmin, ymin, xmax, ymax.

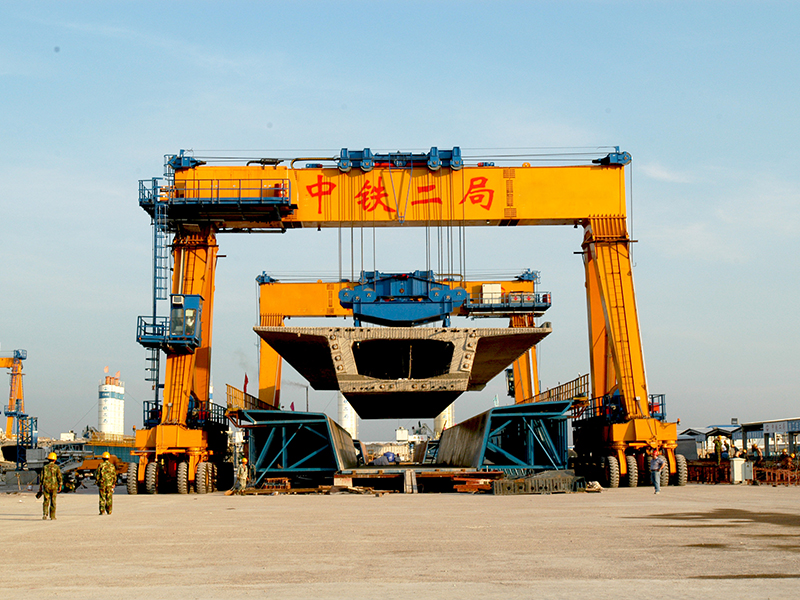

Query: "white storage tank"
<box><xmin>98</xmin><ymin>374</ymin><xmax>125</xmax><ymax>437</ymax></box>
<box><xmin>337</xmin><ymin>392</ymin><xmax>358</xmax><ymax>440</ymax></box>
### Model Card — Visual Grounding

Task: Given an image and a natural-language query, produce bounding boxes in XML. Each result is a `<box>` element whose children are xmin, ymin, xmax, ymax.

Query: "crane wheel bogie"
<box><xmin>603</xmin><ymin>455</ymin><xmax>620</xmax><ymax>488</ymax></box>
<box><xmin>176</xmin><ymin>461</ymin><xmax>189</xmax><ymax>494</ymax></box>
<box><xmin>145</xmin><ymin>462</ymin><xmax>158</xmax><ymax>494</ymax></box>
<box><xmin>196</xmin><ymin>462</ymin><xmax>209</xmax><ymax>494</ymax></box>
<box><xmin>675</xmin><ymin>454</ymin><xmax>688</xmax><ymax>486</ymax></box>
<box><xmin>625</xmin><ymin>455</ymin><xmax>638</xmax><ymax>487</ymax></box>
<box><xmin>126</xmin><ymin>462</ymin><xmax>139</xmax><ymax>495</ymax></box>
<box><xmin>660</xmin><ymin>460</ymin><xmax>670</xmax><ymax>488</ymax></box>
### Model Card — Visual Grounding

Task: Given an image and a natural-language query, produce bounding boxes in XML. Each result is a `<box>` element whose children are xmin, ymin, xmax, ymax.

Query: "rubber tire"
<box><xmin>210</xmin><ymin>463</ymin><xmax>218</xmax><ymax>493</ymax></box>
<box><xmin>675</xmin><ymin>454</ymin><xmax>688</xmax><ymax>486</ymax></box>
<box><xmin>176</xmin><ymin>461</ymin><xmax>189</xmax><ymax>494</ymax></box>
<box><xmin>625</xmin><ymin>455</ymin><xmax>638</xmax><ymax>487</ymax></box>
<box><xmin>661</xmin><ymin>460</ymin><xmax>671</xmax><ymax>488</ymax></box>
<box><xmin>603</xmin><ymin>455</ymin><xmax>620</xmax><ymax>488</ymax></box>
<box><xmin>145</xmin><ymin>461</ymin><xmax>158</xmax><ymax>494</ymax></box>
<box><xmin>126</xmin><ymin>462</ymin><xmax>139</xmax><ymax>495</ymax></box>
<box><xmin>196</xmin><ymin>462</ymin><xmax>208</xmax><ymax>494</ymax></box>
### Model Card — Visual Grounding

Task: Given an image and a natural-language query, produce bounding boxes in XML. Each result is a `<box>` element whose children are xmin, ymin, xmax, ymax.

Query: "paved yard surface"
<box><xmin>1</xmin><ymin>483</ymin><xmax>798</xmax><ymax>599</ymax></box>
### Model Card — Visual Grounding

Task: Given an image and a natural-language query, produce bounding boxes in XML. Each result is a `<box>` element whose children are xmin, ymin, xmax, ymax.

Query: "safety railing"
<box><xmin>186</xmin><ymin>399</ymin><xmax>227</xmax><ymax>428</ymax></box>
<box><xmin>523</xmin><ymin>374</ymin><xmax>589</xmax><ymax>405</ymax></box>
<box><xmin>143</xmin><ymin>400</ymin><xmax>161</xmax><ymax>429</ymax></box>
<box><xmin>168</xmin><ymin>179</ymin><xmax>291</xmax><ymax>204</ymax></box>
<box><xmin>571</xmin><ymin>390</ymin><xmax>667</xmax><ymax>423</ymax></box>
<box><xmin>463</xmin><ymin>291</ymin><xmax>552</xmax><ymax>315</ymax></box>
<box><xmin>136</xmin><ymin>316</ymin><xmax>168</xmax><ymax>347</ymax></box>
<box><xmin>225</xmin><ymin>384</ymin><xmax>277</xmax><ymax>412</ymax></box>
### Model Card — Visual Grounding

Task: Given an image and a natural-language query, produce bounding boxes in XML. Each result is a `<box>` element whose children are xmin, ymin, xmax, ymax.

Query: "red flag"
<box><xmin>243</xmin><ymin>374</ymin><xmax>249</xmax><ymax>395</ymax></box>
<box><xmin>290</xmin><ymin>402</ymin><xmax>295</xmax><ymax>411</ymax></box>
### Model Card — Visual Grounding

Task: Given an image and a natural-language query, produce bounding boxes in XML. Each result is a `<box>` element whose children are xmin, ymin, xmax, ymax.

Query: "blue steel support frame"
<box><xmin>478</xmin><ymin>402</ymin><xmax>571</xmax><ymax>471</ymax></box>
<box><xmin>237</xmin><ymin>410</ymin><xmax>356</xmax><ymax>486</ymax></box>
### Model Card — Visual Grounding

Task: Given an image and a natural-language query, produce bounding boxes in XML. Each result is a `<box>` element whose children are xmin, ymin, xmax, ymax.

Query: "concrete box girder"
<box><xmin>254</xmin><ymin>326</ymin><xmax>551</xmax><ymax>419</ymax></box>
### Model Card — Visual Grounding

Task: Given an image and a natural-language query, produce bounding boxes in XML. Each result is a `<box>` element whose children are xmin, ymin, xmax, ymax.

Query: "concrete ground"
<box><xmin>1</xmin><ymin>483</ymin><xmax>798</xmax><ymax>599</ymax></box>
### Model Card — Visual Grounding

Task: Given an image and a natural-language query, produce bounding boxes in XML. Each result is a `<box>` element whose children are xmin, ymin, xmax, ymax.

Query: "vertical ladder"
<box><xmin>153</xmin><ymin>186</ymin><xmax>170</xmax><ymax>303</ymax></box>
<box><xmin>147</xmin><ymin>178</ymin><xmax>170</xmax><ymax>404</ymax></box>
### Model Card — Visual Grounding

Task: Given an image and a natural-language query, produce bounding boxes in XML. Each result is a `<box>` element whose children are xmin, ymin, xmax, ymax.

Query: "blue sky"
<box><xmin>1</xmin><ymin>2</ymin><xmax>798</xmax><ymax>441</ymax></box>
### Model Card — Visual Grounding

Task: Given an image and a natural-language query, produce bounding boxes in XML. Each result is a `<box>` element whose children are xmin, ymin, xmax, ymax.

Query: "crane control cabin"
<box><xmin>134</xmin><ymin>146</ymin><xmax>682</xmax><ymax>493</ymax></box>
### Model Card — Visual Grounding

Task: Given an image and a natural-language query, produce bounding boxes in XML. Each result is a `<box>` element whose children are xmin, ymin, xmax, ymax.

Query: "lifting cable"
<box><xmin>334</xmin><ymin>158</ymin><xmax>474</xmax><ymax>293</ymax></box>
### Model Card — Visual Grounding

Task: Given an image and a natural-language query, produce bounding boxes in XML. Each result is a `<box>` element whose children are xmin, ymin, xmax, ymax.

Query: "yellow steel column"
<box><xmin>1</xmin><ymin>357</ymin><xmax>24</xmax><ymax>438</ymax></box>
<box><xmin>583</xmin><ymin>217</ymin><xmax>649</xmax><ymax>419</ymax></box>
<box><xmin>583</xmin><ymin>247</ymin><xmax>615</xmax><ymax>403</ymax></box>
<box><xmin>258</xmin><ymin>313</ymin><xmax>283</xmax><ymax>409</ymax></box>
<box><xmin>509</xmin><ymin>314</ymin><xmax>538</xmax><ymax>403</ymax></box>
<box><xmin>161</xmin><ymin>226</ymin><xmax>218</xmax><ymax>427</ymax></box>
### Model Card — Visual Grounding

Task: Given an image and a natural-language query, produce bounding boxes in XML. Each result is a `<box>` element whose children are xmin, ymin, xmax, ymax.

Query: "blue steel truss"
<box><xmin>236</xmin><ymin>410</ymin><xmax>358</xmax><ymax>486</ymax></box>
<box><xmin>438</xmin><ymin>401</ymin><xmax>572</xmax><ymax>472</ymax></box>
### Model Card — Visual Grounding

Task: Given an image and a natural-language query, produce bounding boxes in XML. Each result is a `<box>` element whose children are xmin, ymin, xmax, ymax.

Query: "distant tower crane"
<box><xmin>1</xmin><ymin>349</ymin><xmax>27</xmax><ymax>439</ymax></box>
<box><xmin>1</xmin><ymin>349</ymin><xmax>38</xmax><ymax>469</ymax></box>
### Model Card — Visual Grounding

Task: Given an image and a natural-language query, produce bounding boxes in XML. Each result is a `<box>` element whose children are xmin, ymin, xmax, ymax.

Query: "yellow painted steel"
<box><xmin>0</xmin><ymin>356</ymin><xmax>24</xmax><ymax>439</ymax></box>
<box><xmin>144</xmin><ymin>155</ymin><xmax>674</xmax><ymax>484</ymax></box>
<box><xmin>173</xmin><ymin>163</ymin><xmax>626</xmax><ymax>228</ymax></box>
<box><xmin>509</xmin><ymin>314</ymin><xmax>540</xmax><ymax>402</ymax></box>
<box><xmin>134</xmin><ymin>226</ymin><xmax>218</xmax><ymax>483</ymax></box>
<box><xmin>582</xmin><ymin>217</ymin><xmax>648</xmax><ymax>420</ymax></box>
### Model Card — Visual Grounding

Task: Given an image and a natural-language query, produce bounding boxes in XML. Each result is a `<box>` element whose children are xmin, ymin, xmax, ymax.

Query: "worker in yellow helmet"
<box><xmin>235</xmin><ymin>457</ymin><xmax>249</xmax><ymax>495</ymax></box>
<box><xmin>95</xmin><ymin>451</ymin><xmax>117</xmax><ymax>515</ymax></box>
<box><xmin>39</xmin><ymin>452</ymin><xmax>62</xmax><ymax>520</ymax></box>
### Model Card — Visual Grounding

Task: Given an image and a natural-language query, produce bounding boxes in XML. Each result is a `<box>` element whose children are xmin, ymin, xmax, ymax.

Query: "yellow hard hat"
<box><xmin>47</xmin><ymin>452</ymin><xmax>57</xmax><ymax>461</ymax></box>
<box><xmin>241</xmin><ymin>457</ymin><xmax>248</xmax><ymax>464</ymax></box>
<box><xmin>101</xmin><ymin>452</ymin><xmax>111</xmax><ymax>459</ymax></box>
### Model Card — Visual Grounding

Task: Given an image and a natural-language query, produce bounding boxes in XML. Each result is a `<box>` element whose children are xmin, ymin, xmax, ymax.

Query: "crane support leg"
<box><xmin>509</xmin><ymin>314</ymin><xmax>540</xmax><ymax>403</ymax></box>
<box><xmin>583</xmin><ymin>217</ymin><xmax>649</xmax><ymax>419</ymax></box>
<box><xmin>258</xmin><ymin>313</ymin><xmax>283</xmax><ymax>409</ymax></box>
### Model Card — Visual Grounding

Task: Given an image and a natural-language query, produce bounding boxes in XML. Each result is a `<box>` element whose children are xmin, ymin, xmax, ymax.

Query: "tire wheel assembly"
<box><xmin>126</xmin><ymin>462</ymin><xmax>139</xmax><ymax>495</ymax></box>
<box><xmin>176</xmin><ymin>461</ymin><xmax>189</xmax><ymax>495</ymax></box>
<box><xmin>196</xmin><ymin>462</ymin><xmax>208</xmax><ymax>494</ymax></box>
<box><xmin>625</xmin><ymin>455</ymin><xmax>638</xmax><ymax>487</ymax></box>
<box><xmin>145</xmin><ymin>461</ymin><xmax>158</xmax><ymax>494</ymax></box>
<box><xmin>675</xmin><ymin>454</ymin><xmax>688</xmax><ymax>486</ymax></box>
<box><xmin>603</xmin><ymin>455</ymin><xmax>620</xmax><ymax>488</ymax></box>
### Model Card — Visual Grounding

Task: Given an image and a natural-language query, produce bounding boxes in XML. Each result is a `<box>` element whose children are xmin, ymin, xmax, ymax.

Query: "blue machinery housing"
<box><xmin>235</xmin><ymin>400</ymin><xmax>572</xmax><ymax>486</ymax></box>
<box><xmin>338</xmin><ymin>270</ymin><xmax>551</xmax><ymax>328</ymax></box>
<box><xmin>339</xmin><ymin>270</ymin><xmax>468</xmax><ymax>327</ymax></box>
<box><xmin>137</xmin><ymin>294</ymin><xmax>203</xmax><ymax>354</ymax></box>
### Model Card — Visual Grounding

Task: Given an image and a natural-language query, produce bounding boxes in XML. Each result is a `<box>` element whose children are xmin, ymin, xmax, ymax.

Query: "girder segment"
<box><xmin>253</xmin><ymin>325</ymin><xmax>551</xmax><ymax>419</ymax></box>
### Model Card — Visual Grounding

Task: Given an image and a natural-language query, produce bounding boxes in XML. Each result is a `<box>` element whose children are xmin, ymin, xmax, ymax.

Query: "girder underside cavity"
<box><xmin>253</xmin><ymin>326</ymin><xmax>551</xmax><ymax>419</ymax></box>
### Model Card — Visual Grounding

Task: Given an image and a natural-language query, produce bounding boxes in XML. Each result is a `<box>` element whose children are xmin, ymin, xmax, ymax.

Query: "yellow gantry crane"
<box><xmin>133</xmin><ymin>147</ymin><xmax>681</xmax><ymax>493</ymax></box>
<box><xmin>1</xmin><ymin>349</ymin><xmax>26</xmax><ymax>440</ymax></box>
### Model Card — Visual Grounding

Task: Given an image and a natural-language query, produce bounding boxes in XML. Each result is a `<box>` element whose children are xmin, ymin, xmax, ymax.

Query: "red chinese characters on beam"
<box><xmin>307</xmin><ymin>174</ymin><xmax>336</xmax><ymax>214</ymax></box>
<box><xmin>411</xmin><ymin>184</ymin><xmax>442</xmax><ymax>206</ymax></box>
<box><xmin>355</xmin><ymin>179</ymin><xmax>395</xmax><ymax>213</ymax></box>
<box><xmin>460</xmin><ymin>176</ymin><xmax>494</xmax><ymax>211</ymax></box>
